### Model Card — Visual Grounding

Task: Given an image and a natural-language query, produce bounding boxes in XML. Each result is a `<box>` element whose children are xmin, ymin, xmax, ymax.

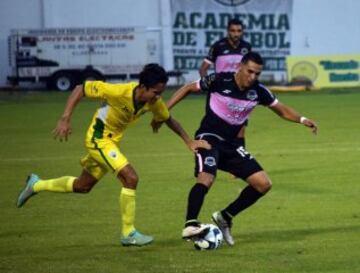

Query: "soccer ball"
<box><xmin>193</xmin><ymin>224</ymin><xmax>223</xmax><ymax>250</ymax></box>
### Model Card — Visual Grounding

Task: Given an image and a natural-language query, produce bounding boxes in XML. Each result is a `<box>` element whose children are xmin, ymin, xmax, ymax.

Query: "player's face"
<box><xmin>143</xmin><ymin>82</ymin><xmax>166</xmax><ymax>103</ymax></box>
<box><xmin>227</xmin><ymin>24</ymin><xmax>243</xmax><ymax>43</ymax></box>
<box><xmin>237</xmin><ymin>61</ymin><xmax>263</xmax><ymax>88</ymax></box>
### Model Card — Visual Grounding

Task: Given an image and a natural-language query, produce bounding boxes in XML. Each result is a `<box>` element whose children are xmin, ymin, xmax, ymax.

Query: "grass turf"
<box><xmin>0</xmin><ymin>88</ymin><xmax>359</xmax><ymax>273</ymax></box>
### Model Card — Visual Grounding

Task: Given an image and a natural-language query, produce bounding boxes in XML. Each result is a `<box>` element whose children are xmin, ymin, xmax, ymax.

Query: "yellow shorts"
<box><xmin>80</xmin><ymin>138</ymin><xmax>128</xmax><ymax>180</ymax></box>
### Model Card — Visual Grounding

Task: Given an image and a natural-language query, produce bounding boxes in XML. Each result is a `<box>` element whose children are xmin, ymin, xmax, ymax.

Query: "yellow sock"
<box><xmin>120</xmin><ymin>187</ymin><xmax>136</xmax><ymax>237</ymax></box>
<box><xmin>33</xmin><ymin>176</ymin><xmax>75</xmax><ymax>193</ymax></box>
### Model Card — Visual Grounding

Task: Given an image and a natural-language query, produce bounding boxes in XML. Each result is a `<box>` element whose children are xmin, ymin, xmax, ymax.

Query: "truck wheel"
<box><xmin>49</xmin><ymin>72</ymin><xmax>76</xmax><ymax>91</ymax></box>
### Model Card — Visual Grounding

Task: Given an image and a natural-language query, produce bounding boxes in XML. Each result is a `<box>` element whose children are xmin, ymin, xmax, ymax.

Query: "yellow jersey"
<box><xmin>83</xmin><ymin>81</ymin><xmax>170</xmax><ymax>144</ymax></box>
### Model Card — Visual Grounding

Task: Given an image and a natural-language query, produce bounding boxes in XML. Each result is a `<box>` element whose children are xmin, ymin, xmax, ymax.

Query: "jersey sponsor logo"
<box><xmin>209</xmin><ymin>93</ymin><xmax>258</xmax><ymax>125</ymax></box>
<box><xmin>204</xmin><ymin>156</ymin><xmax>216</xmax><ymax>167</ymax></box>
<box><xmin>223</xmin><ymin>50</ymin><xmax>229</xmax><ymax>54</ymax></box>
<box><xmin>222</xmin><ymin>89</ymin><xmax>232</xmax><ymax>94</ymax></box>
<box><xmin>246</xmin><ymin>89</ymin><xmax>258</xmax><ymax>100</ymax></box>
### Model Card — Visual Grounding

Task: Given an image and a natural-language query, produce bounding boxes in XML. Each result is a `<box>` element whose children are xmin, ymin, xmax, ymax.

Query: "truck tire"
<box><xmin>49</xmin><ymin>71</ymin><xmax>76</xmax><ymax>91</ymax></box>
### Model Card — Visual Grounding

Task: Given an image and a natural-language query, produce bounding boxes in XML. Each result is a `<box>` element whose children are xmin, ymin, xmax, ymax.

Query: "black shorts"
<box><xmin>194</xmin><ymin>134</ymin><xmax>263</xmax><ymax>180</ymax></box>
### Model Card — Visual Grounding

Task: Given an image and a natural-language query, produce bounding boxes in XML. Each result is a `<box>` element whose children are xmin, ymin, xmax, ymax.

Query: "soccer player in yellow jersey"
<box><xmin>16</xmin><ymin>64</ymin><xmax>210</xmax><ymax>247</ymax></box>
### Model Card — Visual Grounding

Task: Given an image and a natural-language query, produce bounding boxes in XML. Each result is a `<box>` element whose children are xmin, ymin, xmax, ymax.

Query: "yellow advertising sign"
<box><xmin>286</xmin><ymin>55</ymin><xmax>360</xmax><ymax>88</ymax></box>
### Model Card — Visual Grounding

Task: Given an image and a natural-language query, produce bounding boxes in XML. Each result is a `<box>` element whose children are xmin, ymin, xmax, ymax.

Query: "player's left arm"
<box><xmin>165</xmin><ymin>116</ymin><xmax>211</xmax><ymax>152</ymax></box>
<box><xmin>270</xmin><ymin>101</ymin><xmax>318</xmax><ymax>134</ymax></box>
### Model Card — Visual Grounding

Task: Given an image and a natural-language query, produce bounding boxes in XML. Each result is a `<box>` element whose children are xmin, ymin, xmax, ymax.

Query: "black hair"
<box><xmin>139</xmin><ymin>63</ymin><xmax>169</xmax><ymax>88</ymax></box>
<box><xmin>241</xmin><ymin>52</ymin><xmax>264</xmax><ymax>65</ymax></box>
<box><xmin>227</xmin><ymin>18</ymin><xmax>244</xmax><ymax>30</ymax></box>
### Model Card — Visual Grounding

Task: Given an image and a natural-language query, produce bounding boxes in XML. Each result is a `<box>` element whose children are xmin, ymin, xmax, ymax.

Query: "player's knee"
<box><xmin>257</xmin><ymin>178</ymin><xmax>272</xmax><ymax>194</ymax></box>
<box><xmin>73</xmin><ymin>182</ymin><xmax>94</xmax><ymax>193</ymax></box>
<box><xmin>126</xmin><ymin>173</ymin><xmax>138</xmax><ymax>185</ymax></box>
<box><xmin>197</xmin><ymin>172</ymin><xmax>215</xmax><ymax>188</ymax></box>
<box><xmin>122</xmin><ymin>172</ymin><xmax>138</xmax><ymax>189</ymax></box>
<box><xmin>118</xmin><ymin>165</ymin><xmax>139</xmax><ymax>189</ymax></box>
<box><xmin>247</xmin><ymin>171</ymin><xmax>272</xmax><ymax>194</ymax></box>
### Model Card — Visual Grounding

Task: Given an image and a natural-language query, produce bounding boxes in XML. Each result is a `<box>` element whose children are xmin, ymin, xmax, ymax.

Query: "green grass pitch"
<box><xmin>0</xmin><ymin>88</ymin><xmax>359</xmax><ymax>273</ymax></box>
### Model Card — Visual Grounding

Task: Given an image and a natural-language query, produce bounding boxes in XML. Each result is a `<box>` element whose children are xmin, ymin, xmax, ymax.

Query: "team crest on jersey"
<box><xmin>246</xmin><ymin>89</ymin><xmax>258</xmax><ymax>100</ymax></box>
<box><xmin>109</xmin><ymin>150</ymin><xmax>118</xmax><ymax>159</ymax></box>
<box><xmin>222</xmin><ymin>89</ymin><xmax>232</xmax><ymax>94</ymax></box>
<box><xmin>241</xmin><ymin>48</ymin><xmax>249</xmax><ymax>55</ymax></box>
<box><xmin>204</xmin><ymin>156</ymin><xmax>216</xmax><ymax>167</ymax></box>
<box><xmin>223</xmin><ymin>49</ymin><xmax>229</xmax><ymax>54</ymax></box>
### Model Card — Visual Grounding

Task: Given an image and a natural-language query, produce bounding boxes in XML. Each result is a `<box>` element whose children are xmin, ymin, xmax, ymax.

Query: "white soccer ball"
<box><xmin>193</xmin><ymin>224</ymin><xmax>223</xmax><ymax>250</ymax></box>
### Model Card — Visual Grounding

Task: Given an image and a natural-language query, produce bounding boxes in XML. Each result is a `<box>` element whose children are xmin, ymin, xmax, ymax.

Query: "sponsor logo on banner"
<box><xmin>287</xmin><ymin>55</ymin><xmax>360</xmax><ymax>88</ymax></box>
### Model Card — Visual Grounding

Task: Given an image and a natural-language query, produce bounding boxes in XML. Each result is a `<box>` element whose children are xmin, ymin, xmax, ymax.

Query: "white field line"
<box><xmin>1</xmin><ymin>146</ymin><xmax>359</xmax><ymax>162</ymax></box>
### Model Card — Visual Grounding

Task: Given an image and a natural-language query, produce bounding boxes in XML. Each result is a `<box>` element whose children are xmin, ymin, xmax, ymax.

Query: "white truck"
<box><xmin>7</xmin><ymin>27</ymin><xmax>160</xmax><ymax>91</ymax></box>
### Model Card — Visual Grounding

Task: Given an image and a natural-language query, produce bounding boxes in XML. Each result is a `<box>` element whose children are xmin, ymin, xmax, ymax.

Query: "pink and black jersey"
<box><xmin>195</xmin><ymin>73</ymin><xmax>278</xmax><ymax>141</ymax></box>
<box><xmin>205</xmin><ymin>38</ymin><xmax>251</xmax><ymax>73</ymax></box>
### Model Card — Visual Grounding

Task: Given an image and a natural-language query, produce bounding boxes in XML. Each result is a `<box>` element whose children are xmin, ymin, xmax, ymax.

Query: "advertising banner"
<box><xmin>287</xmin><ymin>55</ymin><xmax>360</xmax><ymax>88</ymax></box>
<box><xmin>171</xmin><ymin>0</ymin><xmax>293</xmax><ymax>72</ymax></box>
<box><xmin>11</xmin><ymin>27</ymin><xmax>148</xmax><ymax>75</ymax></box>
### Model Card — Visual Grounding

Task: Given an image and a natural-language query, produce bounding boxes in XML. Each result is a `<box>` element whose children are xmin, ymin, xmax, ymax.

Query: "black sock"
<box><xmin>185</xmin><ymin>183</ymin><xmax>209</xmax><ymax>226</ymax></box>
<box><xmin>222</xmin><ymin>186</ymin><xmax>263</xmax><ymax>218</ymax></box>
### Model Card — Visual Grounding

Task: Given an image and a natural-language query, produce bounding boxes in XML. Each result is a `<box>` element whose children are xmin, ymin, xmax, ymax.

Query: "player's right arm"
<box><xmin>52</xmin><ymin>84</ymin><xmax>84</xmax><ymax>141</ymax></box>
<box><xmin>150</xmin><ymin>82</ymin><xmax>199</xmax><ymax>133</ymax></box>
<box><xmin>199</xmin><ymin>61</ymin><xmax>211</xmax><ymax>77</ymax></box>
<box><xmin>167</xmin><ymin>73</ymin><xmax>216</xmax><ymax>110</ymax></box>
<box><xmin>199</xmin><ymin>44</ymin><xmax>216</xmax><ymax>77</ymax></box>
<box><xmin>151</xmin><ymin>74</ymin><xmax>214</xmax><ymax>133</ymax></box>
<box><xmin>166</xmin><ymin>81</ymin><xmax>200</xmax><ymax>110</ymax></box>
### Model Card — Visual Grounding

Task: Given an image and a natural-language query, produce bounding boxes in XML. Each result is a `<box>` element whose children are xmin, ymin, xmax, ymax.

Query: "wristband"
<box><xmin>300</xmin><ymin>117</ymin><xmax>307</xmax><ymax>124</ymax></box>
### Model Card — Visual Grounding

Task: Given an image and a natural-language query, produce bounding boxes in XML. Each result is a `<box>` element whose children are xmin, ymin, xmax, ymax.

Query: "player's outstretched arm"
<box><xmin>165</xmin><ymin>116</ymin><xmax>211</xmax><ymax>152</ymax></box>
<box><xmin>166</xmin><ymin>81</ymin><xmax>200</xmax><ymax>110</ymax></box>
<box><xmin>151</xmin><ymin>82</ymin><xmax>200</xmax><ymax>133</ymax></box>
<box><xmin>52</xmin><ymin>84</ymin><xmax>84</xmax><ymax>141</ymax></box>
<box><xmin>199</xmin><ymin>61</ymin><xmax>211</xmax><ymax>77</ymax></box>
<box><xmin>270</xmin><ymin>101</ymin><xmax>318</xmax><ymax>134</ymax></box>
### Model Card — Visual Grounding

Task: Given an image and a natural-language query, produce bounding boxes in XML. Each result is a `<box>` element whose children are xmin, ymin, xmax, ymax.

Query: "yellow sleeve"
<box><xmin>84</xmin><ymin>81</ymin><xmax>125</xmax><ymax>99</ymax></box>
<box><xmin>148</xmin><ymin>97</ymin><xmax>170</xmax><ymax>122</ymax></box>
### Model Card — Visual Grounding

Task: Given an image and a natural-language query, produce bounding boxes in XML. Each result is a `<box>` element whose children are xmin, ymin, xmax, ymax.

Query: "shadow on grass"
<box><xmin>238</xmin><ymin>224</ymin><xmax>360</xmax><ymax>244</ymax></box>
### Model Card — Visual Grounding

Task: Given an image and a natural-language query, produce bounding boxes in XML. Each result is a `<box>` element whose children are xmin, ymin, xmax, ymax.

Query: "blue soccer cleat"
<box><xmin>120</xmin><ymin>230</ymin><xmax>154</xmax><ymax>246</ymax></box>
<box><xmin>16</xmin><ymin>174</ymin><xmax>40</xmax><ymax>208</ymax></box>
